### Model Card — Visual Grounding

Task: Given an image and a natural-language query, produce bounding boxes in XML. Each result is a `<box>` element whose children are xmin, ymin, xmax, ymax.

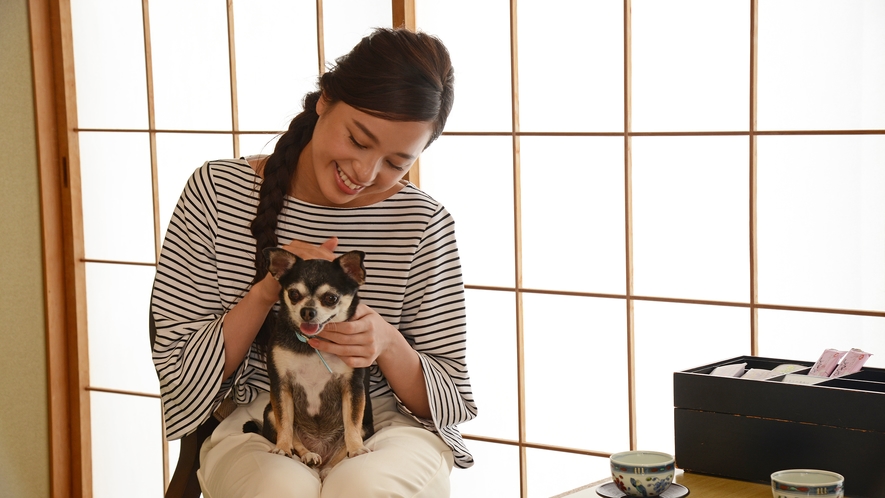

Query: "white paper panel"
<box><xmin>90</xmin><ymin>391</ymin><xmax>164</xmax><ymax>498</ymax></box>
<box><xmin>70</xmin><ymin>0</ymin><xmax>148</xmax><ymax>129</ymax></box>
<box><xmin>86</xmin><ymin>262</ymin><xmax>159</xmax><ymax>395</ymax></box>
<box><xmin>232</xmin><ymin>1</ymin><xmax>319</xmax><ymax>131</ymax></box>
<box><xmin>449</xmin><ymin>440</ymin><xmax>520</xmax><ymax>498</ymax></box>
<box><xmin>517</xmin><ymin>0</ymin><xmax>624</xmax><ymax>132</ymax></box>
<box><xmin>79</xmin><ymin>132</ymin><xmax>155</xmax><ymax>264</ymax></box>
<box><xmin>415</xmin><ymin>0</ymin><xmax>512</xmax><ymax>132</ymax></box>
<box><xmin>526</xmin><ymin>448</ymin><xmax>610</xmax><ymax>498</ymax></box>
<box><xmin>632</xmin><ymin>136</ymin><xmax>749</xmax><ymax>302</ymax></box>
<box><xmin>458</xmin><ymin>289</ymin><xmax>518</xmax><ymax>441</ymax></box>
<box><xmin>521</xmin><ymin>136</ymin><xmax>625</xmax><ymax>294</ymax></box>
<box><xmin>523</xmin><ymin>294</ymin><xmax>629</xmax><ymax>453</ymax></box>
<box><xmin>757</xmin><ymin>135</ymin><xmax>885</xmax><ymax>311</ymax></box>
<box><xmin>759</xmin><ymin>309</ymin><xmax>885</xmax><ymax>368</ymax></box>
<box><xmin>149</xmin><ymin>0</ymin><xmax>232</xmax><ymax>130</ymax></box>
<box><xmin>239</xmin><ymin>133</ymin><xmax>282</xmax><ymax>158</ymax></box>
<box><xmin>632</xmin><ymin>0</ymin><xmax>749</xmax><ymax>132</ymax></box>
<box><xmin>322</xmin><ymin>0</ymin><xmax>392</xmax><ymax>65</ymax></box>
<box><xmin>418</xmin><ymin>135</ymin><xmax>515</xmax><ymax>288</ymax></box>
<box><xmin>758</xmin><ymin>0</ymin><xmax>885</xmax><ymax>130</ymax></box>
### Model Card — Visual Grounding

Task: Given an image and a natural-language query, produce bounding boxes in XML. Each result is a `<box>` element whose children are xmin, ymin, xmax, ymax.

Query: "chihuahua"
<box><xmin>245</xmin><ymin>247</ymin><xmax>374</xmax><ymax>477</ymax></box>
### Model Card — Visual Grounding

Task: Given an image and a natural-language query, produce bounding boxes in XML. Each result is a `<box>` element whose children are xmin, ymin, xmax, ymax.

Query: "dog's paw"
<box><xmin>301</xmin><ymin>452</ymin><xmax>322</xmax><ymax>467</ymax></box>
<box><xmin>348</xmin><ymin>445</ymin><xmax>371</xmax><ymax>458</ymax></box>
<box><xmin>270</xmin><ymin>446</ymin><xmax>293</xmax><ymax>458</ymax></box>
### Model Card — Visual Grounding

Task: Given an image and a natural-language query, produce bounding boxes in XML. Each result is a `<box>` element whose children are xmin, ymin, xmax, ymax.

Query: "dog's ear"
<box><xmin>336</xmin><ymin>251</ymin><xmax>366</xmax><ymax>286</ymax></box>
<box><xmin>264</xmin><ymin>248</ymin><xmax>300</xmax><ymax>280</ymax></box>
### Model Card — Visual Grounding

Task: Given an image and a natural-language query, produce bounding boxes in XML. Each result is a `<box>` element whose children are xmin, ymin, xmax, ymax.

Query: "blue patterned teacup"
<box><xmin>771</xmin><ymin>469</ymin><xmax>844</xmax><ymax>498</ymax></box>
<box><xmin>610</xmin><ymin>451</ymin><xmax>675</xmax><ymax>497</ymax></box>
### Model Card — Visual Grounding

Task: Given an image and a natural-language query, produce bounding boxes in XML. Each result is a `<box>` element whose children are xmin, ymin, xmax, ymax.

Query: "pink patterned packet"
<box><xmin>808</xmin><ymin>349</ymin><xmax>847</xmax><ymax>377</ymax></box>
<box><xmin>830</xmin><ymin>348</ymin><xmax>873</xmax><ymax>378</ymax></box>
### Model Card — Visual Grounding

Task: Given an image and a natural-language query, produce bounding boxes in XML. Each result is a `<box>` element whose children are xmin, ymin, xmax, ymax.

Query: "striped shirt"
<box><xmin>151</xmin><ymin>158</ymin><xmax>476</xmax><ymax>468</ymax></box>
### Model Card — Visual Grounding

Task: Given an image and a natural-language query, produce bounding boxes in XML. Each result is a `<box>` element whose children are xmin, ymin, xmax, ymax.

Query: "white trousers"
<box><xmin>197</xmin><ymin>392</ymin><xmax>454</xmax><ymax>498</ymax></box>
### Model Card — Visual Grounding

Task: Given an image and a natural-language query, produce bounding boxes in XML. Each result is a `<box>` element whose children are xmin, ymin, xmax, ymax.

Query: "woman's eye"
<box><xmin>322</xmin><ymin>293</ymin><xmax>340</xmax><ymax>306</ymax></box>
<box><xmin>349</xmin><ymin>136</ymin><xmax>367</xmax><ymax>149</ymax></box>
<box><xmin>287</xmin><ymin>290</ymin><xmax>301</xmax><ymax>302</ymax></box>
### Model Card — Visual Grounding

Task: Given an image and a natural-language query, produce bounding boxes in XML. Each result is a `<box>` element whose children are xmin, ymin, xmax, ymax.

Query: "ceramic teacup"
<box><xmin>610</xmin><ymin>450</ymin><xmax>675</xmax><ymax>497</ymax></box>
<box><xmin>771</xmin><ymin>469</ymin><xmax>844</xmax><ymax>498</ymax></box>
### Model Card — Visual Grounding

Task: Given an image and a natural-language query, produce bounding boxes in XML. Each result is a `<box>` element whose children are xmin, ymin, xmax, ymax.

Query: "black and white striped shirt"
<box><xmin>151</xmin><ymin>158</ymin><xmax>476</xmax><ymax>468</ymax></box>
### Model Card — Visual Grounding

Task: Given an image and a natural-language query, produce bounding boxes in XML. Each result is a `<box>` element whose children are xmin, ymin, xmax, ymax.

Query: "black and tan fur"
<box><xmin>246</xmin><ymin>247</ymin><xmax>374</xmax><ymax>477</ymax></box>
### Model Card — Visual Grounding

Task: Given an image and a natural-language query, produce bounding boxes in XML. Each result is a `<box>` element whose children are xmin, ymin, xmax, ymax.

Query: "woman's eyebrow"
<box><xmin>353</xmin><ymin>119</ymin><xmax>416</xmax><ymax>160</ymax></box>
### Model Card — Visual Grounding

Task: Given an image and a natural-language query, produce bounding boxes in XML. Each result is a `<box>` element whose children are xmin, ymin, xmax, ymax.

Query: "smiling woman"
<box><xmin>150</xmin><ymin>27</ymin><xmax>475</xmax><ymax>498</ymax></box>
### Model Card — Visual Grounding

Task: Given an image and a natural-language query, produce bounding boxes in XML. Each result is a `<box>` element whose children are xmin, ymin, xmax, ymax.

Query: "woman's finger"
<box><xmin>281</xmin><ymin>236</ymin><xmax>338</xmax><ymax>261</ymax></box>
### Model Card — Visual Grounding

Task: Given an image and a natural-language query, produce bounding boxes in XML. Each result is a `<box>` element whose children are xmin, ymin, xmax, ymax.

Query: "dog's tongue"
<box><xmin>300</xmin><ymin>323</ymin><xmax>320</xmax><ymax>336</ymax></box>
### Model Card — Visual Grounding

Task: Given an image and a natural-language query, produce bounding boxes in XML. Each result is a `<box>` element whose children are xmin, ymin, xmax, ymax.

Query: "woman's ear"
<box><xmin>316</xmin><ymin>92</ymin><xmax>329</xmax><ymax>116</ymax></box>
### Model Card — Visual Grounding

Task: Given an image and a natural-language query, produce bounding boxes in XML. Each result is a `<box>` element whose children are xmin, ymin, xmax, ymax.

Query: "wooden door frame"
<box><xmin>30</xmin><ymin>0</ymin><xmax>89</xmax><ymax>496</ymax></box>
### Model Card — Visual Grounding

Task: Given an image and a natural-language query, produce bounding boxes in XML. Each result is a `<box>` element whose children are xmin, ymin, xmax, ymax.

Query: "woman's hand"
<box><xmin>308</xmin><ymin>304</ymin><xmax>392</xmax><ymax>368</ymax></box>
<box><xmin>282</xmin><ymin>236</ymin><xmax>339</xmax><ymax>262</ymax></box>
<box><xmin>309</xmin><ymin>303</ymin><xmax>432</xmax><ymax>419</ymax></box>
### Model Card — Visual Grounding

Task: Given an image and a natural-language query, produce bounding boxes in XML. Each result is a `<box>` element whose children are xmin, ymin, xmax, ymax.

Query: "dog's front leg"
<box><xmin>271</xmin><ymin>386</ymin><xmax>322</xmax><ymax>466</ymax></box>
<box><xmin>270</xmin><ymin>387</ymin><xmax>296</xmax><ymax>458</ymax></box>
<box><xmin>341</xmin><ymin>375</ymin><xmax>370</xmax><ymax>458</ymax></box>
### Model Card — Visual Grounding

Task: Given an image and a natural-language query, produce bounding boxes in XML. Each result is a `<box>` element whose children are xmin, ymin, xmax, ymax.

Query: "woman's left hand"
<box><xmin>310</xmin><ymin>303</ymin><xmax>432</xmax><ymax>418</ymax></box>
<box><xmin>308</xmin><ymin>304</ymin><xmax>395</xmax><ymax>368</ymax></box>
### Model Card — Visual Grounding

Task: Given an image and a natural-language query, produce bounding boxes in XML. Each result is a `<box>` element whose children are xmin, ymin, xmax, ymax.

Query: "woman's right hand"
<box><xmin>281</xmin><ymin>236</ymin><xmax>339</xmax><ymax>261</ymax></box>
<box><xmin>255</xmin><ymin>236</ymin><xmax>339</xmax><ymax>302</ymax></box>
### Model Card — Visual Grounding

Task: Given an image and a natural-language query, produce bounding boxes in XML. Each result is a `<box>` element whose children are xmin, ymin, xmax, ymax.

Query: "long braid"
<box><xmin>250</xmin><ymin>91</ymin><xmax>321</xmax><ymax>285</ymax></box>
<box><xmin>249</xmin><ymin>91</ymin><xmax>320</xmax><ymax>351</ymax></box>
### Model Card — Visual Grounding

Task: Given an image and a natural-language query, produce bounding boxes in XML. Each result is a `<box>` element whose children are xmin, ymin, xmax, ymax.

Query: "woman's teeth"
<box><xmin>337</xmin><ymin>166</ymin><xmax>364</xmax><ymax>191</ymax></box>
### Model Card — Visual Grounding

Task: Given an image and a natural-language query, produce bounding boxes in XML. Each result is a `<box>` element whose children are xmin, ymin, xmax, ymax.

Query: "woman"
<box><xmin>151</xmin><ymin>28</ymin><xmax>476</xmax><ymax>497</ymax></box>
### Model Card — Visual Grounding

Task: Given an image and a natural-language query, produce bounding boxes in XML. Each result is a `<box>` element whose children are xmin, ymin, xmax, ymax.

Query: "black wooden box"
<box><xmin>674</xmin><ymin>355</ymin><xmax>885</xmax><ymax>498</ymax></box>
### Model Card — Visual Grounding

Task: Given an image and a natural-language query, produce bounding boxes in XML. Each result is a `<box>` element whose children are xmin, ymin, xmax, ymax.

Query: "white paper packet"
<box><xmin>710</xmin><ymin>363</ymin><xmax>747</xmax><ymax>377</ymax></box>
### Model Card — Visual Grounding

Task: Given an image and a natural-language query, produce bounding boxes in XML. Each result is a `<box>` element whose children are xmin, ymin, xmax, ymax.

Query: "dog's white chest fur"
<box><xmin>273</xmin><ymin>348</ymin><xmax>350</xmax><ymax>416</ymax></box>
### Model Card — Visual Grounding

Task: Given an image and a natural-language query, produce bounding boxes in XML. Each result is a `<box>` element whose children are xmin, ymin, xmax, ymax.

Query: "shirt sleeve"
<box><xmin>398</xmin><ymin>205</ymin><xmax>478</xmax><ymax>468</ymax></box>
<box><xmin>150</xmin><ymin>162</ymin><xmax>230</xmax><ymax>440</ymax></box>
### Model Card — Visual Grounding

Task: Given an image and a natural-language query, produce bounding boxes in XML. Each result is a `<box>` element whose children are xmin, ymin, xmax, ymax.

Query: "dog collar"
<box><xmin>295</xmin><ymin>331</ymin><xmax>333</xmax><ymax>374</ymax></box>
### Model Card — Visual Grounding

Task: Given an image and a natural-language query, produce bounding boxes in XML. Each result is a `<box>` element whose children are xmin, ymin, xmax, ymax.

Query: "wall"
<box><xmin>0</xmin><ymin>0</ymin><xmax>52</xmax><ymax>497</ymax></box>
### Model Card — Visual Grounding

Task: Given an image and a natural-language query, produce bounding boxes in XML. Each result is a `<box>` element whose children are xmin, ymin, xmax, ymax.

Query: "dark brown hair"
<box><xmin>250</xmin><ymin>27</ymin><xmax>454</xmax><ymax>282</ymax></box>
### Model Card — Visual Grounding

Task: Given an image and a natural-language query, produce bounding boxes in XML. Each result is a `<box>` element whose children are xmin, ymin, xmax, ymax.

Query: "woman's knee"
<box><xmin>320</xmin><ymin>427</ymin><xmax>453</xmax><ymax>498</ymax></box>
<box><xmin>200</xmin><ymin>433</ymin><xmax>321</xmax><ymax>498</ymax></box>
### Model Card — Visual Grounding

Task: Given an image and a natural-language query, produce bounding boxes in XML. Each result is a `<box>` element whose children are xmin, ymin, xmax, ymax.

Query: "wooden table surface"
<box><xmin>556</xmin><ymin>470</ymin><xmax>773</xmax><ymax>498</ymax></box>
<box><xmin>672</xmin><ymin>471</ymin><xmax>772</xmax><ymax>497</ymax></box>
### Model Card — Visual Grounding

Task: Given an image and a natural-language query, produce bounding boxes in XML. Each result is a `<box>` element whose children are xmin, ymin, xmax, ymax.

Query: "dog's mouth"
<box><xmin>298</xmin><ymin>317</ymin><xmax>334</xmax><ymax>338</ymax></box>
<box><xmin>300</xmin><ymin>323</ymin><xmax>321</xmax><ymax>337</ymax></box>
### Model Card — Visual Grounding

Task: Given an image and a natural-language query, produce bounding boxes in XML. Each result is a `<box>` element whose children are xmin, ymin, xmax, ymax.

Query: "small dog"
<box><xmin>245</xmin><ymin>247</ymin><xmax>374</xmax><ymax>477</ymax></box>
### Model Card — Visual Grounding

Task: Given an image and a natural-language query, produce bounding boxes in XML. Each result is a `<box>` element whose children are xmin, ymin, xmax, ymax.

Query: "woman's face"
<box><xmin>294</xmin><ymin>97</ymin><xmax>434</xmax><ymax>207</ymax></box>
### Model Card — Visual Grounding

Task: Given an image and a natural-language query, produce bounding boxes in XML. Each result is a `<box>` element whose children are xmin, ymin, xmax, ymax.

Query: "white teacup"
<box><xmin>610</xmin><ymin>451</ymin><xmax>675</xmax><ymax>497</ymax></box>
<box><xmin>771</xmin><ymin>469</ymin><xmax>844</xmax><ymax>498</ymax></box>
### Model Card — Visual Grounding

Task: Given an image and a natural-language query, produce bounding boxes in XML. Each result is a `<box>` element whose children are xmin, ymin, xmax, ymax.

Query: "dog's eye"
<box><xmin>321</xmin><ymin>293</ymin><xmax>339</xmax><ymax>306</ymax></box>
<box><xmin>287</xmin><ymin>289</ymin><xmax>302</xmax><ymax>302</ymax></box>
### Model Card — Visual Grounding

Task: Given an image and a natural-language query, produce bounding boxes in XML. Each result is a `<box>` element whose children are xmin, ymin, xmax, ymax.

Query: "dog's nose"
<box><xmin>301</xmin><ymin>308</ymin><xmax>317</xmax><ymax>321</ymax></box>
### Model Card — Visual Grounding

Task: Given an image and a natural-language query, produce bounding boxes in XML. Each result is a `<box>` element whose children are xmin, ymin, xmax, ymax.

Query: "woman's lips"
<box><xmin>336</xmin><ymin>165</ymin><xmax>365</xmax><ymax>194</ymax></box>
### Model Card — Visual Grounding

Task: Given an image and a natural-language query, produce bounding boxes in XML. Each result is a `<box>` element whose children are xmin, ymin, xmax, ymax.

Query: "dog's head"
<box><xmin>264</xmin><ymin>248</ymin><xmax>366</xmax><ymax>338</ymax></box>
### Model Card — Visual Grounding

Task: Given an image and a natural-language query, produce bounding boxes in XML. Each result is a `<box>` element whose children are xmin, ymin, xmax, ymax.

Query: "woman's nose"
<box><xmin>352</xmin><ymin>157</ymin><xmax>382</xmax><ymax>184</ymax></box>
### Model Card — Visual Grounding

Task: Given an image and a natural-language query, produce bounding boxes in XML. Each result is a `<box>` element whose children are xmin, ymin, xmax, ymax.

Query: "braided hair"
<box><xmin>249</xmin><ymin>90</ymin><xmax>322</xmax><ymax>284</ymax></box>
